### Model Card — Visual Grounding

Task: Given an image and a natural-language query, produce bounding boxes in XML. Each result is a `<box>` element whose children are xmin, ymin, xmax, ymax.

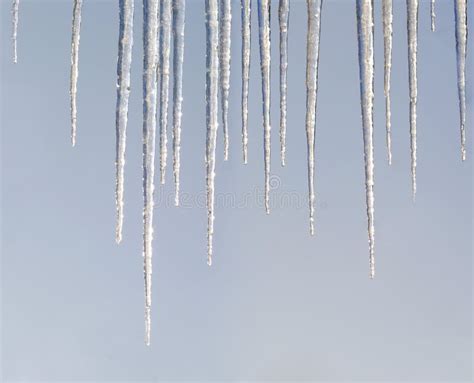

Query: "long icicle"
<box><xmin>206</xmin><ymin>0</ymin><xmax>219</xmax><ymax>266</ymax></box>
<box><xmin>70</xmin><ymin>0</ymin><xmax>83</xmax><ymax>147</ymax></box>
<box><xmin>257</xmin><ymin>0</ymin><xmax>271</xmax><ymax>214</ymax></box>
<box><xmin>142</xmin><ymin>0</ymin><xmax>159</xmax><ymax>346</ymax></box>
<box><xmin>356</xmin><ymin>0</ymin><xmax>375</xmax><ymax>279</ymax></box>
<box><xmin>454</xmin><ymin>0</ymin><xmax>467</xmax><ymax>161</ymax></box>
<box><xmin>12</xmin><ymin>0</ymin><xmax>19</xmax><ymax>63</ymax></box>
<box><xmin>431</xmin><ymin>0</ymin><xmax>436</xmax><ymax>32</ymax></box>
<box><xmin>220</xmin><ymin>0</ymin><xmax>232</xmax><ymax>161</ymax></box>
<box><xmin>172</xmin><ymin>0</ymin><xmax>185</xmax><ymax>206</ymax></box>
<box><xmin>279</xmin><ymin>0</ymin><xmax>289</xmax><ymax>167</ymax></box>
<box><xmin>304</xmin><ymin>0</ymin><xmax>323</xmax><ymax>236</ymax></box>
<box><xmin>407</xmin><ymin>0</ymin><xmax>418</xmax><ymax>199</ymax></box>
<box><xmin>382</xmin><ymin>0</ymin><xmax>393</xmax><ymax>165</ymax></box>
<box><xmin>115</xmin><ymin>0</ymin><xmax>135</xmax><ymax>244</ymax></box>
<box><xmin>159</xmin><ymin>0</ymin><xmax>172</xmax><ymax>184</ymax></box>
<box><xmin>241</xmin><ymin>0</ymin><xmax>251</xmax><ymax>164</ymax></box>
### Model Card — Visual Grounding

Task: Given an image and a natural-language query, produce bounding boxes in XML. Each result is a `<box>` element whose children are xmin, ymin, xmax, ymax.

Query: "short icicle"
<box><xmin>241</xmin><ymin>0</ymin><xmax>251</xmax><ymax>164</ymax></box>
<box><xmin>382</xmin><ymin>0</ymin><xmax>393</xmax><ymax>164</ymax></box>
<box><xmin>115</xmin><ymin>0</ymin><xmax>135</xmax><ymax>244</ymax></box>
<box><xmin>172</xmin><ymin>0</ymin><xmax>185</xmax><ymax>206</ymax></box>
<box><xmin>454</xmin><ymin>0</ymin><xmax>468</xmax><ymax>161</ymax></box>
<box><xmin>407</xmin><ymin>0</ymin><xmax>418</xmax><ymax>199</ymax></box>
<box><xmin>159</xmin><ymin>0</ymin><xmax>172</xmax><ymax>184</ymax></box>
<box><xmin>12</xmin><ymin>0</ymin><xmax>19</xmax><ymax>63</ymax></box>
<box><xmin>206</xmin><ymin>0</ymin><xmax>219</xmax><ymax>266</ymax></box>
<box><xmin>356</xmin><ymin>0</ymin><xmax>376</xmax><ymax>279</ymax></box>
<box><xmin>304</xmin><ymin>0</ymin><xmax>323</xmax><ymax>236</ymax></box>
<box><xmin>142</xmin><ymin>0</ymin><xmax>159</xmax><ymax>346</ymax></box>
<box><xmin>257</xmin><ymin>0</ymin><xmax>271</xmax><ymax>214</ymax></box>
<box><xmin>220</xmin><ymin>0</ymin><xmax>232</xmax><ymax>161</ymax></box>
<box><xmin>70</xmin><ymin>0</ymin><xmax>83</xmax><ymax>147</ymax></box>
<box><xmin>431</xmin><ymin>0</ymin><xmax>436</xmax><ymax>32</ymax></box>
<box><xmin>279</xmin><ymin>0</ymin><xmax>289</xmax><ymax>167</ymax></box>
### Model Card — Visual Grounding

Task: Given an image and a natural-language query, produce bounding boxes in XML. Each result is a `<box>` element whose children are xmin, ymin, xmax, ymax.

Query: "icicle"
<box><xmin>12</xmin><ymin>0</ymin><xmax>19</xmax><ymax>64</ymax></box>
<box><xmin>257</xmin><ymin>0</ymin><xmax>271</xmax><ymax>214</ymax></box>
<box><xmin>70</xmin><ymin>0</ymin><xmax>83</xmax><ymax>147</ymax></box>
<box><xmin>206</xmin><ymin>0</ymin><xmax>219</xmax><ymax>266</ymax></box>
<box><xmin>382</xmin><ymin>0</ymin><xmax>393</xmax><ymax>165</ymax></box>
<box><xmin>172</xmin><ymin>0</ymin><xmax>185</xmax><ymax>206</ymax></box>
<box><xmin>220</xmin><ymin>0</ymin><xmax>232</xmax><ymax>161</ymax></box>
<box><xmin>279</xmin><ymin>0</ymin><xmax>289</xmax><ymax>167</ymax></box>
<box><xmin>115</xmin><ymin>0</ymin><xmax>135</xmax><ymax>244</ymax></box>
<box><xmin>159</xmin><ymin>0</ymin><xmax>172</xmax><ymax>184</ymax></box>
<box><xmin>407</xmin><ymin>0</ymin><xmax>418</xmax><ymax>199</ymax></box>
<box><xmin>241</xmin><ymin>0</ymin><xmax>251</xmax><ymax>164</ymax></box>
<box><xmin>356</xmin><ymin>0</ymin><xmax>375</xmax><ymax>279</ymax></box>
<box><xmin>431</xmin><ymin>0</ymin><xmax>436</xmax><ymax>32</ymax></box>
<box><xmin>454</xmin><ymin>0</ymin><xmax>467</xmax><ymax>161</ymax></box>
<box><xmin>304</xmin><ymin>0</ymin><xmax>323</xmax><ymax>236</ymax></box>
<box><xmin>142</xmin><ymin>0</ymin><xmax>159</xmax><ymax>346</ymax></box>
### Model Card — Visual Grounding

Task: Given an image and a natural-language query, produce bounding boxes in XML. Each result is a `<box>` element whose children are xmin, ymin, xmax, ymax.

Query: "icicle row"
<box><xmin>115</xmin><ymin>0</ymin><xmax>135</xmax><ymax>244</ymax></box>
<box><xmin>241</xmin><ymin>0</ymin><xmax>251</xmax><ymax>164</ymax></box>
<box><xmin>70</xmin><ymin>0</ymin><xmax>83</xmax><ymax>147</ymax></box>
<box><xmin>279</xmin><ymin>0</ymin><xmax>289</xmax><ymax>167</ymax></box>
<box><xmin>12</xmin><ymin>0</ymin><xmax>19</xmax><ymax>64</ymax></box>
<box><xmin>382</xmin><ymin>0</ymin><xmax>393</xmax><ymax>165</ymax></box>
<box><xmin>172</xmin><ymin>0</ymin><xmax>186</xmax><ymax>206</ymax></box>
<box><xmin>220</xmin><ymin>0</ymin><xmax>232</xmax><ymax>161</ymax></box>
<box><xmin>356</xmin><ymin>0</ymin><xmax>375</xmax><ymax>279</ymax></box>
<box><xmin>305</xmin><ymin>0</ymin><xmax>323</xmax><ymax>236</ymax></box>
<box><xmin>142</xmin><ymin>0</ymin><xmax>160</xmax><ymax>346</ymax></box>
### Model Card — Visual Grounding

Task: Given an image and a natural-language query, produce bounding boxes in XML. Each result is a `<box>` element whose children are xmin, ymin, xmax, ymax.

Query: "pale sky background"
<box><xmin>1</xmin><ymin>0</ymin><xmax>472</xmax><ymax>381</ymax></box>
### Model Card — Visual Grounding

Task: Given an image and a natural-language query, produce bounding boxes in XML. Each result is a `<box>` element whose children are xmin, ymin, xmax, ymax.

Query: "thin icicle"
<box><xmin>257</xmin><ymin>0</ymin><xmax>271</xmax><ymax>214</ymax></box>
<box><xmin>12</xmin><ymin>0</ymin><xmax>19</xmax><ymax>64</ymax></box>
<box><xmin>115</xmin><ymin>0</ymin><xmax>135</xmax><ymax>244</ymax></box>
<box><xmin>382</xmin><ymin>0</ymin><xmax>393</xmax><ymax>165</ymax></box>
<box><xmin>241</xmin><ymin>0</ymin><xmax>251</xmax><ymax>164</ymax></box>
<box><xmin>304</xmin><ymin>0</ymin><xmax>323</xmax><ymax>236</ymax></box>
<box><xmin>172</xmin><ymin>0</ymin><xmax>185</xmax><ymax>206</ymax></box>
<box><xmin>220</xmin><ymin>0</ymin><xmax>232</xmax><ymax>161</ymax></box>
<box><xmin>142</xmin><ymin>0</ymin><xmax>159</xmax><ymax>346</ymax></box>
<box><xmin>454</xmin><ymin>0</ymin><xmax>467</xmax><ymax>161</ymax></box>
<box><xmin>279</xmin><ymin>0</ymin><xmax>289</xmax><ymax>167</ymax></box>
<box><xmin>356</xmin><ymin>0</ymin><xmax>375</xmax><ymax>279</ymax></box>
<box><xmin>206</xmin><ymin>0</ymin><xmax>219</xmax><ymax>266</ymax></box>
<box><xmin>431</xmin><ymin>0</ymin><xmax>435</xmax><ymax>32</ymax></box>
<box><xmin>407</xmin><ymin>0</ymin><xmax>418</xmax><ymax>199</ymax></box>
<box><xmin>70</xmin><ymin>0</ymin><xmax>83</xmax><ymax>147</ymax></box>
<box><xmin>159</xmin><ymin>0</ymin><xmax>172</xmax><ymax>184</ymax></box>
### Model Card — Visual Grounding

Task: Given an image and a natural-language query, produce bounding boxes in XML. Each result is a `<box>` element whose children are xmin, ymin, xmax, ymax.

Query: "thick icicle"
<box><xmin>356</xmin><ymin>0</ymin><xmax>375</xmax><ymax>279</ymax></box>
<box><xmin>382</xmin><ymin>0</ymin><xmax>393</xmax><ymax>165</ymax></box>
<box><xmin>407</xmin><ymin>0</ymin><xmax>418</xmax><ymax>199</ymax></box>
<box><xmin>279</xmin><ymin>0</ymin><xmax>289</xmax><ymax>167</ymax></box>
<box><xmin>241</xmin><ymin>0</ymin><xmax>251</xmax><ymax>164</ymax></box>
<box><xmin>206</xmin><ymin>0</ymin><xmax>219</xmax><ymax>266</ymax></box>
<box><xmin>142</xmin><ymin>0</ymin><xmax>159</xmax><ymax>346</ymax></box>
<box><xmin>304</xmin><ymin>0</ymin><xmax>323</xmax><ymax>236</ymax></box>
<box><xmin>220</xmin><ymin>0</ymin><xmax>232</xmax><ymax>161</ymax></box>
<box><xmin>12</xmin><ymin>0</ymin><xmax>19</xmax><ymax>63</ymax></box>
<box><xmin>159</xmin><ymin>0</ymin><xmax>172</xmax><ymax>184</ymax></box>
<box><xmin>431</xmin><ymin>0</ymin><xmax>435</xmax><ymax>32</ymax></box>
<box><xmin>172</xmin><ymin>0</ymin><xmax>185</xmax><ymax>206</ymax></box>
<box><xmin>70</xmin><ymin>0</ymin><xmax>83</xmax><ymax>147</ymax></box>
<box><xmin>257</xmin><ymin>0</ymin><xmax>271</xmax><ymax>214</ymax></box>
<box><xmin>454</xmin><ymin>0</ymin><xmax>468</xmax><ymax>161</ymax></box>
<box><xmin>115</xmin><ymin>0</ymin><xmax>135</xmax><ymax>244</ymax></box>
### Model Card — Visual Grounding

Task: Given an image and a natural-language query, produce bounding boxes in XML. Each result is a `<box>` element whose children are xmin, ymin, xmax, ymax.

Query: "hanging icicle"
<box><xmin>115</xmin><ymin>0</ymin><xmax>135</xmax><ymax>244</ymax></box>
<box><xmin>383</xmin><ymin>0</ymin><xmax>393</xmax><ymax>165</ymax></box>
<box><xmin>220</xmin><ymin>0</ymin><xmax>232</xmax><ymax>161</ymax></box>
<box><xmin>356</xmin><ymin>0</ymin><xmax>375</xmax><ymax>279</ymax></box>
<box><xmin>12</xmin><ymin>0</ymin><xmax>19</xmax><ymax>64</ymax></box>
<box><xmin>431</xmin><ymin>0</ymin><xmax>436</xmax><ymax>32</ymax></box>
<box><xmin>407</xmin><ymin>0</ymin><xmax>418</xmax><ymax>199</ymax></box>
<box><xmin>304</xmin><ymin>0</ymin><xmax>323</xmax><ymax>236</ymax></box>
<box><xmin>70</xmin><ymin>0</ymin><xmax>83</xmax><ymax>147</ymax></box>
<box><xmin>206</xmin><ymin>0</ymin><xmax>219</xmax><ymax>266</ymax></box>
<box><xmin>257</xmin><ymin>0</ymin><xmax>271</xmax><ymax>214</ymax></box>
<box><xmin>241</xmin><ymin>0</ymin><xmax>251</xmax><ymax>164</ymax></box>
<box><xmin>142</xmin><ymin>0</ymin><xmax>160</xmax><ymax>346</ymax></box>
<box><xmin>172</xmin><ymin>0</ymin><xmax>186</xmax><ymax>206</ymax></box>
<box><xmin>279</xmin><ymin>0</ymin><xmax>290</xmax><ymax>167</ymax></box>
<box><xmin>454</xmin><ymin>0</ymin><xmax>468</xmax><ymax>161</ymax></box>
